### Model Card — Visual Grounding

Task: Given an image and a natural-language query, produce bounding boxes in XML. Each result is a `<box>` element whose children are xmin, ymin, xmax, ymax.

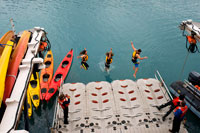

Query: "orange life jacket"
<box><xmin>174</xmin><ymin>105</ymin><xmax>188</xmax><ymax>118</ymax></box>
<box><xmin>187</xmin><ymin>36</ymin><xmax>196</xmax><ymax>44</ymax></box>
<box><xmin>58</xmin><ymin>95</ymin><xmax>70</xmax><ymax>109</ymax></box>
<box><xmin>172</xmin><ymin>97</ymin><xmax>182</xmax><ymax>106</ymax></box>
<box><xmin>39</xmin><ymin>42</ymin><xmax>48</xmax><ymax>51</ymax></box>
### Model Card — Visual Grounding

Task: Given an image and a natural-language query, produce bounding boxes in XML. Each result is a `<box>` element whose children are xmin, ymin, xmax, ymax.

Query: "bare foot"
<box><xmin>133</xmin><ymin>74</ymin><xmax>136</xmax><ymax>78</ymax></box>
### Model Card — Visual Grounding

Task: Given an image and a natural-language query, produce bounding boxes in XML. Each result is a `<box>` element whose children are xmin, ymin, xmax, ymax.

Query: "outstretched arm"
<box><xmin>137</xmin><ymin>55</ymin><xmax>148</xmax><ymax>60</ymax></box>
<box><xmin>77</xmin><ymin>55</ymin><xmax>85</xmax><ymax>59</ymax></box>
<box><xmin>131</xmin><ymin>41</ymin><xmax>137</xmax><ymax>51</ymax></box>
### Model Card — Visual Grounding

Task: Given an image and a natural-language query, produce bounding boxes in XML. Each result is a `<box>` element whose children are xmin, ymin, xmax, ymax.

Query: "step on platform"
<box><xmin>52</xmin><ymin>79</ymin><xmax>188</xmax><ymax>133</ymax></box>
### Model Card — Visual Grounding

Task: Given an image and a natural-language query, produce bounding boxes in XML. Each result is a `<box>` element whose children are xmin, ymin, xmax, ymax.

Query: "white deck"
<box><xmin>52</xmin><ymin>79</ymin><xmax>188</xmax><ymax>133</ymax></box>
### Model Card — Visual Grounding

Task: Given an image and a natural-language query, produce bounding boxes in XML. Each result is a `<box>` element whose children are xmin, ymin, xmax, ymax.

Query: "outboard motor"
<box><xmin>188</xmin><ymin>71</ymin><xmax>200</xmax><ymax>86</ymax></box>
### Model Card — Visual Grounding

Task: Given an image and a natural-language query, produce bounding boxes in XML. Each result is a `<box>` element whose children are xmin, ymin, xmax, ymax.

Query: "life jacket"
<box><xmin>174</xmin><ymin>105</ymin><xmax>188</xmax><ymax>119</ymax></box>
<box><xmin>39</xmin><ymin>42</ymin><xmax>48</xmax><ymax>51</ymax></box>
<box><xmin>172</xmin><ymin>97</ymin><xmax>182</xmax><ymax>106</ymax></box>
<box><xmin>83</xmin><ymin>55</ymin><xmax>88</xmax><ymax>62</ymax></box>
<box><xmin>132</xmin><ymin>50</ymin><xmax>139</xmax><ymax>60</ymax></box>
<box><xmin>106</xmin><ymin>56</ymin><xmax>112</xmax><ymax>64</ymax></box>
<box><xmin>187</xmin><ymin>36</ymin><xmax>196</xmax><ymax>44</ymax></box>
<box><xmin>58</xmin><ymin>95</ymin><xmax>70</xmax><ymax>109</ymax></box>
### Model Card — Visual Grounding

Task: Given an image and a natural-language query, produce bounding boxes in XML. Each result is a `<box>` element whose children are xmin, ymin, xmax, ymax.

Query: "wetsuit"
<box><xmin>81</xmin><ymin>55</ymin><xmax>89</xmax><ymax>70</ymax></box>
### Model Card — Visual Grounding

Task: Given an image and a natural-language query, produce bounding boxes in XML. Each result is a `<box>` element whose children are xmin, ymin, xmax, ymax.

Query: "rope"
<box><xmin>0</xmin><ymin>44</ymin><xmax>13</xmax><ymax>47</ymax></box>
<box><xmin>179</xmin><ymin>52</ymin><xmax>190</xmax><ymax>80</ymax></box>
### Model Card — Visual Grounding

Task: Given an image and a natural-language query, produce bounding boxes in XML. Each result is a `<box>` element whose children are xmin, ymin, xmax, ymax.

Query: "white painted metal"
<box><xmin>0</xmin><ymin>27</ymin><xmax>44</xmax><ymax>133</ymax></box>
<box><xmin>52</xmin><ymin>79</ymin><xmax>188</xmax><ymax>133</ymax></box>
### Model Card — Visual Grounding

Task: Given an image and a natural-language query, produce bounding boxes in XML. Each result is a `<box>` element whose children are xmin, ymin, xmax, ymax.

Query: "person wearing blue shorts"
<box><xmin>131</xmin><ymin>41</ymin><xmax>148</xmax><ymax>78</ymax></box>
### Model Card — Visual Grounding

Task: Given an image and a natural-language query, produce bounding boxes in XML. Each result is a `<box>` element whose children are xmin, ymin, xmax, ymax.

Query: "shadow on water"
<box><xmin>105</xmin><ymin>73</ymin><xmax>113</xmax><ymax>83</ymax></box>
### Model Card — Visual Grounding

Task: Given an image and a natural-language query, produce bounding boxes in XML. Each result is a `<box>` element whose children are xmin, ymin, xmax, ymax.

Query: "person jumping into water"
<box><xmin>131</xmin><ymin>41</ymin><xmax>148</xmax><ymax>78</ymax></box>
<box><xmin>77</xmin><ymin>48</ymin><xmax>89</xmax><ymax>70</ymax></box>
<box><xmin>105</xmin><ymin>48</ymin><xmax>114</xmax><ymax>71</ymax></box>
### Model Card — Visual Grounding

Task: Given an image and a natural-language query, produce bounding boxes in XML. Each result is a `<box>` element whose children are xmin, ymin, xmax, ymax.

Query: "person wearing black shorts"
<box><xmin>77</xmin><ymin>48</ymin><xmax>89</xmax><ymax>70</ymax></box>
<box><xmin>105</xmin><ymin>48</ymin><xmax>114</xmax><ymax>71</ymax></box>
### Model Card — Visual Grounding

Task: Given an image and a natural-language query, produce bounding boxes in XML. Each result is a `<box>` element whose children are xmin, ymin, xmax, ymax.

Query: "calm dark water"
<box><xmin>0</xmin><ymin>0</ymin><xmax>200</xmax><ymax>132</ymax></box>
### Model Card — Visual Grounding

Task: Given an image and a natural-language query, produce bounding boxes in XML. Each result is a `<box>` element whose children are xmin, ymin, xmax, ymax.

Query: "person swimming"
<box><xmin>105</xmin><ymin>48</ymin><xmax>114</xmax><ymax>71</ymax></box>
<box><xmin>77</xmin><ymin>48</ymin><xmax>89</xmax><ymax>70</ymax></box>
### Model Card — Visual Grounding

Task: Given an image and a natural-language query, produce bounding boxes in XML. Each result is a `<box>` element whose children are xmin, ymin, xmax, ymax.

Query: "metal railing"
<box><xmin>155</xmin><ymin>70</ymin><xmax>173</xmax><ymax>100</ymax></box>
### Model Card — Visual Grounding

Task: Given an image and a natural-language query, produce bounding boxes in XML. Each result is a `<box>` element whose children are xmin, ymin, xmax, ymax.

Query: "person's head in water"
<box><xmin>79</xmin><ymin>48</ymin><xmax>87</xmax><ymax>55</ymax></box>
<box><xmin>137</xmin><ymin>49</ymin><xmax>142</xmax><ymax>54</ymax></box>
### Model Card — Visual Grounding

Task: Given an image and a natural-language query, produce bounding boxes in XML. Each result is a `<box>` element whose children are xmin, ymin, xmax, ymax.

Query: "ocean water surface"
<box><xmin>0</xmin><ymin>0</ymin><xmax>200</xmax><ymax>132</ymax></box>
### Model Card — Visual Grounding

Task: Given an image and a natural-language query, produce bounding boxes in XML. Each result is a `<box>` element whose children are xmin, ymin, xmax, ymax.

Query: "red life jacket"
<box><xmin>172</xmin><ymin>97</ymin><xmax>182</xmax><ymax>106</ymax></box>
<box><xmin>187</xmin><ymin>36</ymin><xmax>196</xmax><ymax>44</ymax></box>
<box><xmin>39</xmin><ymin>42</ymin><xmax>48</xmax><ymax>51</ymax></box>
<box><xmin>174</xmin><ymin>105</ymin><xmax>188</xmax><ymax>118</ymax></box>
<box><xmin>58</xmin><ymin>95</ymin><xmax>70</xmax><ymax>109</ymax></box>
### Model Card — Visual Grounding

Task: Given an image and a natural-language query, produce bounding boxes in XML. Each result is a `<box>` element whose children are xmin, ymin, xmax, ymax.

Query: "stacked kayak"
<box><xmin>28</xmin><ymin>73</ymin><xmax>40</xmax><ymax>108</ymax></box>
<box><xmin>45</xmin><ymin>49</ymin><xmax>73</xmax><ymax>101</ymax></box>
<box><xmin>40</xmin><ymin>50</ymin><xmax>54</xmax><ymax>100</ymax></box>
<box><xmin>27</xmin><ymin>88</ymin><xmax>32</xmax><ymax>118</ymax></box>
<box><xmin>0</xmin><ymin>41</ymin><xmax>14</xmax><ymax>107</ymax></box>
<box><xmin>3</xmin><ymin>31</ymin><xmax>31</xmax><ymax>103</ymax></box>
<box><xmin>0</xmin><ymin>31</ymin><xmax>14</xmax><ymax>56</ymax></box>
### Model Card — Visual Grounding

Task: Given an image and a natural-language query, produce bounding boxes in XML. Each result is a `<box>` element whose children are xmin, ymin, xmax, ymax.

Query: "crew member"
<box><xmin>156</xmin><ymin>94</ymin><xmax>185</xmax><ymax>121</ymax></box>
<box><xmin>77</xmin><ymin>48</ymin><xmax>89</xmax><ymax>70</ymax></box>
<box><xmin>105</xmin><ymin>48</ymin><xmax>114</xmax><ymax>71</ymax></box>
<box><xmin>58</xmin><ymin>93</ymin><xmax>70</xmax><ymax>124</ymax></box>
<box><xmin>38</xmin><ymin>34</ymin><xmax>48</xmax><ymax>58</ymax></box>
<box><xmin>186</xmin><ymin>31</ymin><xmax>198</xmax><ymax>53</ymax></box>
<box><xmin>169</xmin><ymin>101</ymin><xmax>188</xmax><ymax>133</ymax></box>
<box><xmin>131</xmin><ymin>41</ymin><xmax>148</xmax><ymax>78</ymax></box>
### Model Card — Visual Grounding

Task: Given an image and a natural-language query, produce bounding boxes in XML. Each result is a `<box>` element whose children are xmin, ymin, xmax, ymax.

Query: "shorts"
<box><xmin>105</xmin><ymin>62</ymin><xmax>110</xmax><ymax>69</ymax></box>
<box><xmin>81</xmin><ymin>61</ymin><xmax>89</xmax><ymax>70</ymax></box>
<box><xmin>132</xmin><ymin>59</ymin><xmax>139</xmax><ymax>68</ymax></box>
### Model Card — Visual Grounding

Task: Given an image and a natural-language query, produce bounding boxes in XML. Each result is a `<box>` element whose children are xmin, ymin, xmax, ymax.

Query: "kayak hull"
<box><xmin>45</xmin><ymin>49</ymin><xmax>73</xmax><ymax>101</ymax></box>
<box><xmin>40</xmin><ymin>50</ymin><xmax>54</xmax><ymax>100</ymax></box>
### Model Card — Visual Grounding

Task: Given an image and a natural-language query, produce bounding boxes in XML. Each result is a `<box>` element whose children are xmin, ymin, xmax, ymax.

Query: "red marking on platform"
<box><xmin>143</xmin><ymin>78</ymin><xmax>149</xmax><ymax>80</ymax></box>
<box><xmin>120</xmin><ymin>98</ymin><xmax>126</xmax><ymax>101</ymax></box>
<box><xmin>121</xmin><ymin>85</ymin><xmax>128</xmax><ymax>88</ymax></box>
<box><xmin>102</xmin><ymin>92</ymin><xmax>108</xmax><ymax>96</ymax></box>
<box><xmin>103</xmin><ymin>99</ymin><xmax>109</xmax><ymax>103</ymax></box>
<box><xmin>146</xmin><ymin>84</ymin><xmax>152</xmax><ymax>87</ymax></box>
<box><xmin>95</xmin><ymin>81</ymin><xmax>101</xmax><ymax>83</ymax></box>
<box><xmin>128</xmin><ymin>90</ymin><xmax>134</xmax><ymax>94</ymax></box>
<box><xmin>131</xmin><ymin>97</ymin><xmax>136</xmax><ymax>101</ymax></box>
<box><xmin>75</xmin><ymin>94</ymin><xmax>80</xmax><ymax>97</ymax></box>
<box><xmin>118</xmin><ymin>91</ymin><xmax>124</xmax><ymax>94</ymax></box>
<box><xmin>91</xmin><ymin>93</ymin><xmax>97</xmax><ymax>96</ymax></box>
<box><xmin>71</xmin><ymin>83</ymin><xmax>76</xmax><ymax>84</ymax></box>
<box><xmin>92</xmin><ymin>100</ymin><xmax>98</xmax><ymax>103</ymax></box>
<box><xmin>70</xmin><ymin>89</ymin><xmax>76</xmax><ymax>91</ymax></box>
<box><xmin>145</xmin><ymin>90</ymin><xmax>150</xmax><ymax>93</ymax></box>
<box><xmin>95</xmin><ymin>87</ymin><xmax>102</xmax><ymax>90</ymax></box>
<box><xmin>157</xmin><ymin>96</ymin><xmax>163</xmax><ymax>99</ymax></box>
<box><xmin>120</xmin><ymin>80</ymin><xmax>125</xmax><ymax>81</ymax></box>
<box><xmin>75</xmin><ymin>101</ymin><xmax>80</xmax><ymax>105</ymax></box>
<box><xmin>147</xmin><ymin>97</ymin><xmax>153</xmax><ymax>100</ymax></box>
<box><xmin>154</xmin><ymin>89</ymin><xmax>160</xmax><ymax>92</ymax></box>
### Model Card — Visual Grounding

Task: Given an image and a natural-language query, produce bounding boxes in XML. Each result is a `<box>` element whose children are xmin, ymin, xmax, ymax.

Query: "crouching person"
<box><xmin>58</xmin><ymin>93</ymin><xmax>70</xmax><ymax>124</ymax></box>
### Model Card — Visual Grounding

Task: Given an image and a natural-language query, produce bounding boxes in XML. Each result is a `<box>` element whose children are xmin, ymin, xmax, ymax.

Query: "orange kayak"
<box><xmin>3</xmin><ymin>31</ymin><xmax>31</xmax><ymax>103</ymax></box>
<box><xmin>40</xmin><ymin>50</ymin><xmax>54</xmax><ymax>100</ymax></box>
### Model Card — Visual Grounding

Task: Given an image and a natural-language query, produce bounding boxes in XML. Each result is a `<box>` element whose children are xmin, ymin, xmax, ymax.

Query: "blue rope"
<box><xmin>0</xmin><ymin>44</ymin><xmax>13</xmax><ymax>47</ymax></box>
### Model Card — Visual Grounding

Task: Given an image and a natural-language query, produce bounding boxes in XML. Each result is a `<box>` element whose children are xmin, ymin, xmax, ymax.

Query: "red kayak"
<box><xmin>45</xmin><ymin>49</ymin><xmax>73</xmax><ymax>101</ymax></box>
<box><xmin>3</xmin><ymin>31</ymin><xmax>31</xmax><ymax>103</ymax></box>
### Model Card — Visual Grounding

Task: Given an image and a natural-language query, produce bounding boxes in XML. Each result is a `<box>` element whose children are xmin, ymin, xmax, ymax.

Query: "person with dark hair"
<box><xmin>105</xmin><ymin>48</ymin><xmax>114</xmax><ymax>71</ymax></box>
<box><xmin>156</xmin><ymin>94</ymin><xmax>185</xmax><ymax>121</ymax></box>
<box><xmin>77</xmin><ymin>48</ymin><xmax>89</xmax><ymax>70</ymax></box>
<box><xmin>131</xmin><ymin>41</ymin><xmax>148</xmax><ymax>78</ymax></box>
<box><xmin>58</xmin><ymin>93</ymin><xmax>70</xmax><ymax>124</ymax></box>
<box><xmin>169</xmin><ymin>101</ymin><xmax>188</xmax><ymax>133</ymax></box>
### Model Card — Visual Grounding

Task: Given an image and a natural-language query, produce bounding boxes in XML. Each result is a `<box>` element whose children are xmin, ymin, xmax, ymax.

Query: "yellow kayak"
<box><xmin>0</xmin><ymin>41</ymin><xmax>14</xmax><ymax>107</ymax></box>
<box><xmin>27</xmin><ymin>88</ymin><xmax>32</xmax><ymax>118</ymax></box>
<box><xmin>28</xmin><ymin>72</ymin><xmax>40</xmax><ymax>108</ymax></box>
<box><xmin>0</xmin><ymin>31</ymin><xmax>14</xmax><ymax>56</ymax></box>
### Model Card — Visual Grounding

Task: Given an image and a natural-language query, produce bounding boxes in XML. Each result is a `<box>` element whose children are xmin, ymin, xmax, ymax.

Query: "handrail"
<box><xmin>155</xmin><ymin>70</ymin><xmax>173</xmax><ymax>100</ymax></box>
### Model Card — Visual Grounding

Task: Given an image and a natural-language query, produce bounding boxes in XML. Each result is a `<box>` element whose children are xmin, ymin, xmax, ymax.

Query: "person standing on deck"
<box><xmin>58</xmin><ymin>93</ymin><xmax>70</xmax><ymax>124</ymax></box>
<box><xmin>156</xmin><ymin>94</ymin><xmax>185</xmax><ymax>121</ymax></box>
<box><xmin>77</xmin><ymin>48</ymin><xmax>89</xmax><ymax>70</ymax></box>
<box><xmin>169</xmin><ymin>101</ymin><xmax>188</xmax><ymax>133</ymax></box>
<box><xmin>131</xmin><ymin>41</ymin><xmax>148</xmax><ymax>78</ymax></box>
<box><xmin>105</xmin><ymin>48</ymin><xmax>114</xmax><ymax>72</ymax></box>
